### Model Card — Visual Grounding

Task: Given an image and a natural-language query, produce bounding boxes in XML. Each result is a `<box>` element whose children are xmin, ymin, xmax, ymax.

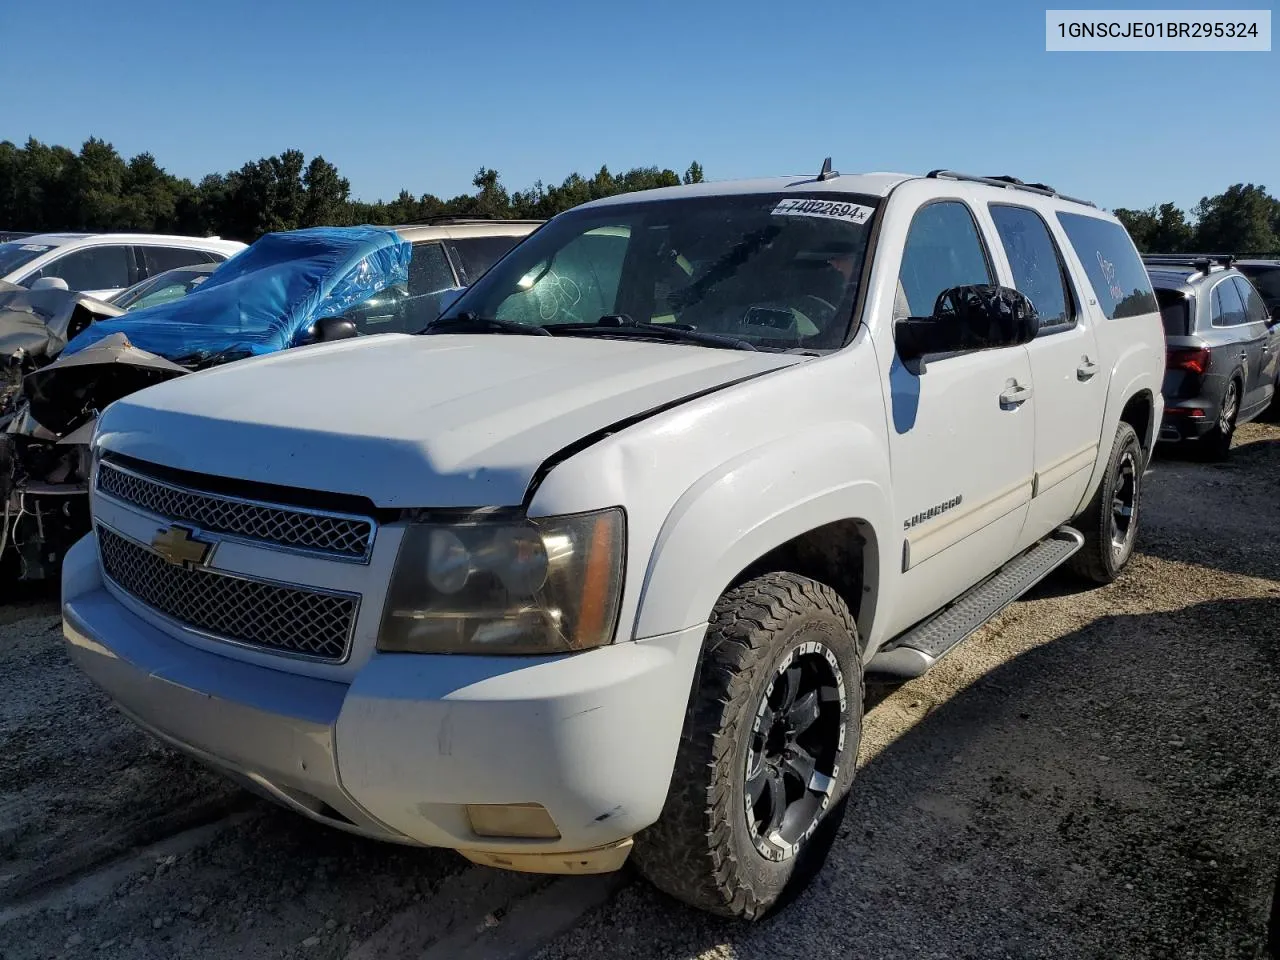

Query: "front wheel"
<box><xmin>632</xmin><ymin>572</ymin><xmax>862</xmax><ymax>919</ymax></box>
<box><xmin>1069</xmin><ymin>421</ymin><xmax>1144</xmax><ymax>584</ymax></box>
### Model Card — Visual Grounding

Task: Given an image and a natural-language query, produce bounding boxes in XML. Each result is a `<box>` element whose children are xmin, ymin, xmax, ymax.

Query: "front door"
<box><xmin>1233</xmin><ymin>276</ymin><xmax>1279</xmax><ymax>414</ymax></box>
<box><xmin>881</xmin><ymin>198</ymin><xmax>1035</xmax><ymax>636</ymax></box>
<box><xmin>987</xmin><ymin>203</ymin><xmax>1105</xmax><ymax>544</ymax></box>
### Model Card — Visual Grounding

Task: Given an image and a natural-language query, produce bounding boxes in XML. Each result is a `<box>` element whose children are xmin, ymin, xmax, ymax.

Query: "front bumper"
<box><xmin>62</xmin><ymin>534</ymin><xmax>704</xmax><ymax>865</ymax></box>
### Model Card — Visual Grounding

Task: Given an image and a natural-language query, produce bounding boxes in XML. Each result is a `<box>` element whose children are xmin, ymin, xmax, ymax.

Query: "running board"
<box><xmin>866</xmin><ymin>527</ymin><xmax>1084</xmax><ymax>682</ymax></box>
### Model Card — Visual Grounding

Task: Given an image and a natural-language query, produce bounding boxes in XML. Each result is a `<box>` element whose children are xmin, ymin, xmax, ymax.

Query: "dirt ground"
<box><xmin>1</xmin><ymin>423</ymin><xmax>1277</xmax><ymax>960</ymax></box>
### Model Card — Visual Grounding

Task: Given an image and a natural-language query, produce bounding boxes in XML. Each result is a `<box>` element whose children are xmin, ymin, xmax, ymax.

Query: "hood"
<box><xmin>25</xmin><ymin>332</ymin><xmax>190</xmax><ymax>435</ymax></box>
<box><xmin>60</xmin><ymin>226</ymin><xmax>412</xmax><ymax>365</ymax></box>
<box><xmin>96</xmin><ymin>334</ymin><xmax>804</xmax><ymax>507</ymax></box>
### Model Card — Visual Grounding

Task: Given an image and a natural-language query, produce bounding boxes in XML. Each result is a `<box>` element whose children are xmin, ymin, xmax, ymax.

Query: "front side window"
<box><xmin>1211</xmin><ymin>278</ymin><xmax>1246</xmax><ymax>327</ymax></box>
<box><xmin>449</xmin><ymin>235</ymin><xmax>523</xmax><ymax>284</ymax></box>
<box><xmin>1237</xmin><ymin>264</ymin><xmax>1280</xmax><ymax>311</ymax></box>
<box><xmin>1232</xmin><ymin>276</ymin><xmax>1270</xmax><ymax>325</ymax></box>
<box><xmin>897</xmin><ymin>201</ymin><xmax>993</xmax><ymax>318</ymax></box>
<box><xmin>27</xmin><ymin>245</ymin><xmax>131</xmax><ymax>291</ymax></box>
<box><xmin>989</xmin><ymin>205</ymin><xmax>1073</xmax><ymax>331</ymax></box>
<box><xmin>436</xmin><ymin>193</ymin><xmax>879</xmax><ymax>351</ymax></box>
<box><xmin>1055</xmin><ymin>212</ymin><xmax>1157</xmax><ymax>320</ymax></box>
<box><xmin>408</xmin><ymin>241</ymin><xmax>456</xmax><ymax>296</ymax></box>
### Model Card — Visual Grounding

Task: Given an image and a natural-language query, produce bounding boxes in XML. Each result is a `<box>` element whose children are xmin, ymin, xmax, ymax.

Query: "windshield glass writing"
<box><xmin>432</xmin><ymin>193</ymin><xmax>879</xmax><ymax>351</ymax></box>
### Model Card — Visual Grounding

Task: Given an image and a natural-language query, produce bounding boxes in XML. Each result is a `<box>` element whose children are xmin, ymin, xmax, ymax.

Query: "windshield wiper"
<box><xmin>424</xmin><ymin>312</ymin><xmax>552</xmax><ymax>336</ymax></box>
<box><xmin>551</xmin><ymin>316</ymin><xmax>757</xmax><ymax>351</ymax></box>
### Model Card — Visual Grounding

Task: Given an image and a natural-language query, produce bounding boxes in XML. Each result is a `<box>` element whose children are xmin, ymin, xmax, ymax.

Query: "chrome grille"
<box><xmin>97</xmin><ymin>461</ymin><xmax>374</xmax><ymax>560</ymax></box>
<box><xmin>98</xmin><ymin>526</ymin><xmax>356</xmax><ymax>661</ymax></box>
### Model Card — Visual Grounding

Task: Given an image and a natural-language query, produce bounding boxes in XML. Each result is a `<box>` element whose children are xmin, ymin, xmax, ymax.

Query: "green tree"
<box><xmin>1192</xmin><ymin>183</ymin><xmax>1280</xmax><ymax>253</ymax></box>
<box><xmin>301</xmin><ymin>155</ymin><xmax>350</xmax><ymax>227</ymax></box>
<box><xmin>683</xmin><ymin>161</ymin><xmax>704</xmax><ymax>185</ymax></box>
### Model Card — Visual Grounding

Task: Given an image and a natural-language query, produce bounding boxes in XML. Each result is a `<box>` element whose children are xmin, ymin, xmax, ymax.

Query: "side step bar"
<box><xmin>866</xmin><ymin>526</ymin><xmax>1084</xmax><ymax>682</ymax></box>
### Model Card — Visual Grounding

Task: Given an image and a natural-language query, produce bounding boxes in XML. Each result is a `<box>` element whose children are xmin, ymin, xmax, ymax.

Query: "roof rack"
<box><xmin>925</xmin><ymin>170</ymin><xmax>1096</xmax><ymax>207</ymax></box>
<box><xmin>1141</xmin><ymin>253</ymin><xmax>1234</xmax><ymax>275</ymax></box>
<box><xmin>397</xmin><ymin>214</ymin><xmax>543</xmax><ymax>226</ymax></box>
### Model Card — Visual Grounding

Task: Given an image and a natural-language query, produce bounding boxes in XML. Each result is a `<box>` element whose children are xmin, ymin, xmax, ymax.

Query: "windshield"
<box><xmin>114</xmin><ymin>266</ymin><xmax>215</xmax><ymax>310</ymax></box>
<box><xmin>431</xmin><ymin>193</ymin><xmax>879</xmax><ymax>351</ymax></box>
<box><xmin>0</xmin><ymin>241</ymin><xmax>53</xmax><ymax>277</ymax></box>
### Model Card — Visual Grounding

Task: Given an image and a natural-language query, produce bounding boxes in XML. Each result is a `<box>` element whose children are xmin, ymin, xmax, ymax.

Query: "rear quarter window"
<box><xmin>1055</xmin><ymin>212</ymin><xmax>1158</xmax><ymax>320</ymax></box>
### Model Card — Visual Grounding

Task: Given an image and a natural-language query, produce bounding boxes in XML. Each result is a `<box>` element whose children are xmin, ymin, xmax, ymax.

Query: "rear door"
<box><xmin>987</xmin><ymin>203</ymin><xmax>1104</xmax><ymax>544</ymax></box>
<box><xmin>1210</xmin><ymin>277</ymin><xmax>1266</xmax><ymax>416</ymax></box>
<box><xmin>1233</xmin><ymin>275</ymin><xmax>1278</xmax><ymax>412</ymax></box>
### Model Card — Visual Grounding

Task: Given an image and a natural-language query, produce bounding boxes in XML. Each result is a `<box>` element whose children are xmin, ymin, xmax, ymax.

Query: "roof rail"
<box><xmin>396</xmin><ymin>215</ymin><xmax>545</xmax><ymax>227</ymax></box>
<box><xmin>1141</xmin><ymin>254</ymin><xmax>1235</xmax><ymax>276</ymax></box>
<box><xmin>924</xmin><ymin>170</ymin><xmax>1097</xmax><ymax>208</ymax></box>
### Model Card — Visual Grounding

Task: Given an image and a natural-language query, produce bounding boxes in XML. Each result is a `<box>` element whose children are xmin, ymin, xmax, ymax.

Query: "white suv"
<box><xmin>63</xmin><ymin>167</ymin><xmax>1164</xmax><ymax>918</ymax></box>
<box><xmin>0</xmin><ymin>232</ymin><xmax>246</xmax><ymax>299</ymax></box>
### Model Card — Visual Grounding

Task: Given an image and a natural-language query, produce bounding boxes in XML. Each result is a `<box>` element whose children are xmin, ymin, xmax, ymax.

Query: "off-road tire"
<box><xmin>631</xmin><ymin>572</ymin><xmax>863</xmax><ymax>920</ymax></box>
<box><xmin>1201</xmin><ymin>377</ymin><xmax>1240</xmax><ymax>462</ymax></box>
<box><xmin>1069</xmin><ymin>421</ymin><xmax>1143</xmax><ymax>584</ymax></box>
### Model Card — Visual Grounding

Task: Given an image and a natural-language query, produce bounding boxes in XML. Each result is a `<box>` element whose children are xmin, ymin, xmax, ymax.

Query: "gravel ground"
<box><xmin>1</xmin><ymin>422</ymin><xmax>1277</xmax><ymax>960</ymax></box>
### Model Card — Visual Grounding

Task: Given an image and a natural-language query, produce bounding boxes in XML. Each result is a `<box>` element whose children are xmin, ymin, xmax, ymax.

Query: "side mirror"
<box><xmin>30</xmin><ymin>276</ymin><xmax>69</xmax><ymax>292</ymax></box>
<box><xmin>895</xmin><ymin>284</ymin><xmax>1040</xmax><ymax>363</ymax></box>
<box><xmin>311</xmin><ymin>316</ymin><xmax>358</xmax><ymax>343</ymax></box>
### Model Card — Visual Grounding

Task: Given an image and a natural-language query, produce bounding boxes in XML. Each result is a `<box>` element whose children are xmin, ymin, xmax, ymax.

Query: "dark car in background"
<box><xmin>1144</xmin><ymin>255</ymin><xmax>1280</xmax><ymax>459</ymax></box>
<box><xmin>1234</xmin><ymin>259</ymin><xmax>1280</xmax><ymax>318</ymax></box>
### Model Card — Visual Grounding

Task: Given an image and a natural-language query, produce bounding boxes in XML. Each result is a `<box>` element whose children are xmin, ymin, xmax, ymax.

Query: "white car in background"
<box><xmin>0</xmin><ymin>232</ymin><xmax>245</xmax><ymax>300</ymax></box>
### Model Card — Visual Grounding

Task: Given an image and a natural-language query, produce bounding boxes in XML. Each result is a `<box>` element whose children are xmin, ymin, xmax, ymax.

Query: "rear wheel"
<box><xmin>1201</xmin><ymin>378</ymin><xmax>1239</xmax><ymax>461</ymax></box>
<box><xmin>632</xmin><ymin>572</ymin><xmax>862</xmax><ymax>919</ymax></box>
<box><xmin>1069</xmin><ymin>421</ymin><xmax>1143</xmax><ymax>584</ymax></box>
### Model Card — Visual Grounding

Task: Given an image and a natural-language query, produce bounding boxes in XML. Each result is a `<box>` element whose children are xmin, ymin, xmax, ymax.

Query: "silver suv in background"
<box><xmin>1145</xmin><ymin>255</ymin><xmax>1280</xmax><ymax>458</ymax></box>
<box><xmin>0</xmin><ymin>233</ymin><xmax>246</xmax><ymax>299</ymax></box>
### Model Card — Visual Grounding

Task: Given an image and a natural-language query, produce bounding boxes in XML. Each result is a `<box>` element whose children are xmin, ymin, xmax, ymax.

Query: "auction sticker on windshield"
<box><xmin>772</xmin><ymin>198</ymin><xmax>874</xmax><ymax>224</ymax></box>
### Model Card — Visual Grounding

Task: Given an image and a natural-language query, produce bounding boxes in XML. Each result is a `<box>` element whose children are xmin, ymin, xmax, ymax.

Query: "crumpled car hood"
<box><xmin>96</xmin><ymin>333</ymin><xmax>804</xmax><ymax>507</ymax></box>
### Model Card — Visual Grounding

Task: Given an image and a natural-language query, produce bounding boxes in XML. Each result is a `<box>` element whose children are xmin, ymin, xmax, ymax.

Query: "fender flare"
<box><xmin>633</xmin><ymin>424</ymin><xmax>894</xmax><ymax>645</ymax></box>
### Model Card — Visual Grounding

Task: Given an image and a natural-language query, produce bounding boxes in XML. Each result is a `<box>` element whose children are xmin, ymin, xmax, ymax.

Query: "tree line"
<box><xmin>0</xmin><ymin>138</ymin><xmax>705</xmax><ymax>241</ymax></box>
<box><xmin>1113</xmin><ymin>183</ymin><xmax>1279</xmax><ymax>255</ymax></box>
<box><xmin>1</xmin><ymin>137</ymin><xmax>1275</xmax><ymax>255</ymax></box>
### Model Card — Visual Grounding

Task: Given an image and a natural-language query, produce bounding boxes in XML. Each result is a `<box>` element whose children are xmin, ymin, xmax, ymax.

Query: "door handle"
<box><xmin>1077</xmin><ymin>357</ymin><xmax>1099</xmax><ymax>381</ymax></box>
<box><xmin>999</xmin><ymin>383</ymin><xmax>1033</xmax><ymax>408</ymax></box>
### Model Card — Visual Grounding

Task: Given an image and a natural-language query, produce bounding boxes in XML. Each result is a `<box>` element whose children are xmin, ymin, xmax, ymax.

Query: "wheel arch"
<box><xmin>633</xmin><ymin>426</ymin><xmax>894</xmax><ymax>650</ymax></box>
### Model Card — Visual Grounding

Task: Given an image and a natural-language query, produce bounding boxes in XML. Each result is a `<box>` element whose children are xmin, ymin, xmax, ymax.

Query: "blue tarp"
<box><xmin>62</xmin><ymin>226</ymin><xmax>412</xmax><ymax>363</ymax></box>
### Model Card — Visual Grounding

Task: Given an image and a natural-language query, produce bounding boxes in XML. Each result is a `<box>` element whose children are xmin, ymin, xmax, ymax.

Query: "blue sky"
<box><xmin>3</xmin><ymin>0</ymin><xmax>1275</xmax><ymax>214</ymax></box>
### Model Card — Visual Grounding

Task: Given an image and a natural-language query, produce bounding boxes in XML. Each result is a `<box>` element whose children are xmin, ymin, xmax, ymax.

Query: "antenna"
<box><xmin>817</xmin><ymin>157</ymin><xmax>839</xmax><ymax>182</ymax></box>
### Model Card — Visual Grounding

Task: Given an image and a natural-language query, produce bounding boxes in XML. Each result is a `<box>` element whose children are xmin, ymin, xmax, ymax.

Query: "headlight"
<box><xmin>376</xmin><ymin>507</ymin><xmax>625</xmax><ymax>655</ymax></box>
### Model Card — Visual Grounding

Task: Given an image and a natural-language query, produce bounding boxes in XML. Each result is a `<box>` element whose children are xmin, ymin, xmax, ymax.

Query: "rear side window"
<box><xmin>1211</xmin><ymin>278</ymin><xmax>1246</xmax><ymax>327</ymax></box>
<box><xmin>449</xmin><ymin>235</ymin><xmax>522</xmax><ymax>284</ymax></box>
<box><xmin>1154</xmin><ymin>288</ymin><xmax>1191</xmax><ymax>336</ymax></box>
<box><xmin>27</xmin><ymin>245</ymin><xmax>131</xmax><ymax>291</ymax></box>
<box><xmin>897</xmin><ymin>201</ymin><xmax>993</xmax><ymax>318</ymax></box>
<box><xmin>141</xmin><ymin>246</ymin><xmax>213</xmax><ymax>276</ymax></box>
<box><xmin>989</xmin><ymin>205</ymin><xmax>1073</xmax><ymax>331</ymax></box>
<box><xmin>1055</xmin><ymin>212</ymin><xmax>1157</xmax><ymax>320</ymax></box>
<box><xmin>1232</xmin><ymin>276</ymin><xmax>1269</xmax><ymax>325</ymax></box>
<box><xmin>407</xmin><ymin>242</ymin><xmax>457</xmax><ymax>296</ymax></box>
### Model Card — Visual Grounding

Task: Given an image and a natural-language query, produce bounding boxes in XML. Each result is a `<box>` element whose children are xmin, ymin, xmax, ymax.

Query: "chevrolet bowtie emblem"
<box><xmin>150</xmin><ymin>525</ymin><xmax>214</xmax><ymax>568</ymax></box>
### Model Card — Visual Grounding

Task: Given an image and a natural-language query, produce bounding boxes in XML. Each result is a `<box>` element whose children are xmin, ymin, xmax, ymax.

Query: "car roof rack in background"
<box><xmin>1141</xmin><ymin>253</ymin><xmax>1234</xmax><ymax>275</ymax></box>
<box><xmin>924</xmin><ymin>170</ymin><xmax>1097</xmax><ymax>207</ymax></box>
